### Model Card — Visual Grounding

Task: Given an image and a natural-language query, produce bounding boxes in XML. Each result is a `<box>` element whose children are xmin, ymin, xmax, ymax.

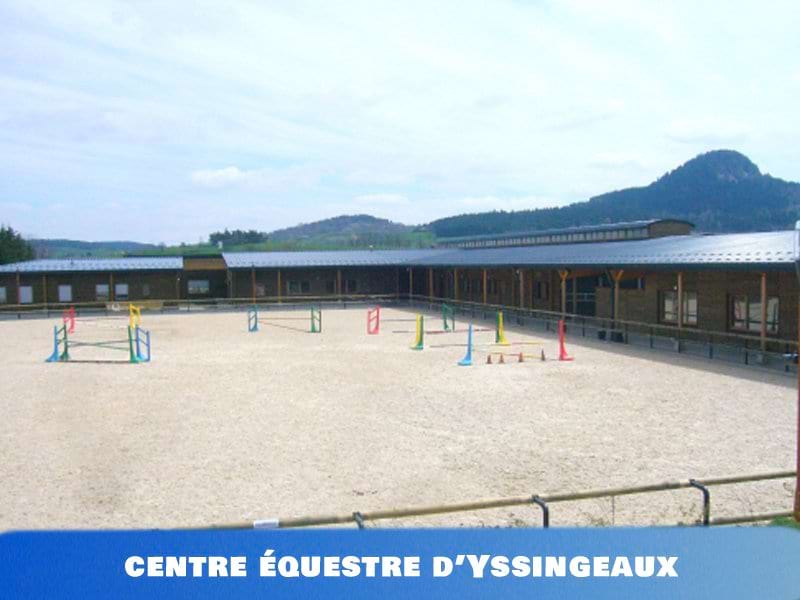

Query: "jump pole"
<box><xmin>558</xmin><ymin>319</ymin><xmax>573</xmax><ymax>361</ymax></box>
<box><xmin>410</xmin><ymin>315</ymin><xmax>424</xmax><ymax>350</ymax></box>
<box><xmin>495</xmin><ymin>311</ymin><xmax>510</xmax><ymax>345</ymax></box>
<box><xmin>63</xmin><ymin>306</ymin><xmax>75</xmax><ymax>334</ymax></box>
<box><xmin>367</xmin><ymin>306</ymin><xmax>380</xmax><ymax>335</ymax></box>
<box><xmin>458</xmin><ymin>324</ymin><xmax>473</xmax><ymax>366</ymax></box>
<box><xmin>442</xmin><ymin>304</ymin><xmax>455</xmax><ymax>332</ymax></box>
<box><xmin>311</xmin><ymin>306</ymin><xmax>322</xmax><ymax>333</ymax></box>
<box><xmin>247</xmin><ymin>306</ymin><xmax>259</xmax><ymax>332</ymax></box>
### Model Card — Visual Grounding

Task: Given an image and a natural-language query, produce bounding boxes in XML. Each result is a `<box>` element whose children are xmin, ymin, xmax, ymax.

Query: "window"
<box><xmin>345</xmin><ymin>279</ymin><xmax>357</xmax><ymax>293</ymax></box>
<box><xmin>96</xmin><ymin>284</ymin><xmax>110</xmax><ymax>301</ymax></box>
<box><xmin>187</xmin><ymin>280</ymin><xmax>210</xmax><ymax>295</ymax></box>
<box><xmin>325</xmin><ymin>280</ymin><xmax>335</xmax><ymax>294</ymax></box>
<box><xmin>682</xmin><ymin>291</ymin><xmax>698</xmax><ymax>326</ymax></box>
<box><xmin>535</xmin><ymin>281</ymin><xmax>549</xmax><ymax>300</ymax></box>
<box><xmin>142</xmin><ymin>284</ymin><xmax>151</xmax><ymax>297</ymax></box>
<box><xmin>255</xmin><ymin>284</ymin><xmax>266</xmax><ymax>297</ymax></box>
<box><xmin>287</xmin><ymin>281</ymin><xmax>310</xmax><ymax>295</ymax></box>
<box><xmin>0</xmin><ymin>286</ymin><xmax>6</xmax><ymax>303</ymax></box>
<box><xmin>660</xmin><ymin>291</ymin><xmax>677</xmax><ymax>323</ymax></box>
<box><xmin>731</xmin><ymin>295</ymin><xmax>779</xmax><ymax>333</ymax></box>
<box><xmin>19</xmin><ymin>286</ymin><xmax>33</xmax><ymax>304</ymax></box>
<box><xmin>115</xmin><ymin>283</ymin><xmax>129</xmax><ymax>300</ymax></box>
<box><xmin>58</xmin><ymin>285</ymin><xmax>72</xmax><ymax>303</ymax></box>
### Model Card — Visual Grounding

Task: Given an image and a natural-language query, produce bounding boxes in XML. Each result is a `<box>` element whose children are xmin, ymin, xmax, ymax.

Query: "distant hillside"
<box><xmin>427</xmin><ymin>150</ymin><xmax>800</xmax><ymax>237</ymax></box>
<box><xmin>31</xmin><ymin>239</ymin><xmax>160</xmax><ymax>259</ymax></box>
<box><xmin>269</xmin><ymin>214</ymin><xmax>410</xmax><ymax>241</ymax></box>
<box><xmin>264</xmin><ymin>214</ymin><xmax>432</xmax><ymax>249</ymax></box>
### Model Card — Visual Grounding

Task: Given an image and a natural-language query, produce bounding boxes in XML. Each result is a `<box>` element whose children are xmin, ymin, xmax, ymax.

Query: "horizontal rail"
<box><xmin>408</xmin><ymin>295</ymin><xmax>798</xmax><ymax>351</ymax></box>
<box><xmin>195</xmin><ymin>470</ymin><xmax>795</xmax><ymax>530</ymax></box>
<box><xmin>709</xmin><ymin>511</ymin><xmax>794</xmax><ymax>526</ymax></box>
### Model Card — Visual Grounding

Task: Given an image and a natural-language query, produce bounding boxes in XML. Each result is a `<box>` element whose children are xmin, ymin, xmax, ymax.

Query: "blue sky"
<box><xmin>1</xmin><ymin>0</ymin><xmax>798</xmax><ymax>243</ymax></box>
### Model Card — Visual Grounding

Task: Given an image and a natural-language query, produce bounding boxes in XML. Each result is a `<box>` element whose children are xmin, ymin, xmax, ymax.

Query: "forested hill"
<box><xmin>269</xmin><ymin>214</ymin><xmax>410</xmax><ymax>241</ymax></box>
<box><xmin>427</xmin><ymin>150</ymin><xmax>800</xmax><ymax>238</ymax></box>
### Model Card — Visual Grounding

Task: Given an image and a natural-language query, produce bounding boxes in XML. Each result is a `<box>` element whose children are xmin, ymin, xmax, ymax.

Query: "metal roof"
<box><xmin>1</xmin><ymin>231</ymin><xmax>796</xmax><ymax>273</ymax></box>
<box><xmin>409</xmin><ymin>231</ymin><xmax>799</xmax><ymax>270</ymax></box>
<box><xmin>436</xmin><ymin>219</ymin><xmax>691</xmax><ymax>244</ymax></box>
<box><xmin>223</xmin><ymin>249</ymin><xmax>451</xmax><ymax>268</ymax></box>
<box><xmin>0</xmin><ymin>256</ymin><xmax>183</xmax><ymax>273</ymax></box>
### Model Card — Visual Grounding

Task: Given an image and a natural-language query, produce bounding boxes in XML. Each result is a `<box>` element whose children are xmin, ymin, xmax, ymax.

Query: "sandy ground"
<box><xmin>0</xmin><ymin>305</ymin><xmax>796</xmax><ymax>530</ymax></box>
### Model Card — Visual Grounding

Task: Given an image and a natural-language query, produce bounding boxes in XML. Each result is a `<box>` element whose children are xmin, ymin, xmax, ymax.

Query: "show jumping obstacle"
<box><xmin>247</xmin><ymin>305</ymin><xmax>322</xmax><ymax>334</ymax></box>
<box><xmin>457</xmin><ymin>317</ymin><xmax>573</xmax><ymax>366</ymax></box>
<box><xmin>46</xmin><ymin>323</ymin><xmax>151</xmax><ymax>364</ymax></box>
<box><xmin>367</xmin><ymin>306</ymin><xmax>380</xmax><ymax>335</ymax></box>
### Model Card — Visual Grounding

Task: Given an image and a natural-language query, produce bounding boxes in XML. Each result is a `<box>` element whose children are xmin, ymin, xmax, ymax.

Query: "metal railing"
<box><xmin>202</xmin><ymin>470</ymin><xmax>795</xmax><ymax>529</ymax></box>
<box><xmin>407</xmin><ymin>295</ymin><xmax>799</xmax><ymax>375</ymax></box>
<box><xmin>0</xmin><ymin>294</ymin><xmax>401</xmax><ymax>320</ymax></box>
<box><xmin>3</xmin><ymin>292</ymin><xmax>796</xmax><ymax>374</ymax></box>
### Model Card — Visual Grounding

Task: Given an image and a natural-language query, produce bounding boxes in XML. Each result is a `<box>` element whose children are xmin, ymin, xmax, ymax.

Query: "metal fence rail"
<box><xmin>201</xmin><ymin>470</ymin><xmax>795</xmax><ymax>530</ymax></box>
<box><xmin>406</xmin><ymin>296</ymin><xmax>799</xmax><ymax>376</ymax></box>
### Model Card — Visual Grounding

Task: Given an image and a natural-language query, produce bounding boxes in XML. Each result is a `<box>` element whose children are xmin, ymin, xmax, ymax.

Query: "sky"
<box><xmin>0</xmin><ymin>0</ymin><xmax>798</xmax><ymax>244</ymax></box>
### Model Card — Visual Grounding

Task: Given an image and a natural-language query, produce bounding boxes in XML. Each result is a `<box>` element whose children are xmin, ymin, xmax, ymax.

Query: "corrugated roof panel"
<box><xmin>409</xmin><ymin>231</ymin><xmax>798</xmax><ymax>268</ymax></box>
<box><xmin>2</xmin><ymin>231</ymin><xmax>797</xmax><ymax>273</ymax></box>
<box><xmin>436</xmin><ymin>219</ymin><xmax>681</xmax><ymax>244</ymax></box>
<box><xmin>223</xmin><ymin>249</ymin><xmax>451</xmax><ymax>268</ymax></box>
<box><xmin>0</xmin><ymin>256</ymin><xmax>183</xmax><ymax>273</ymax></box>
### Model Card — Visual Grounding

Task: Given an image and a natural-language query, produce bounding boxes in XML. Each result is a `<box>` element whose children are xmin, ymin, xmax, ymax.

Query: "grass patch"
<box><xmin>770</xmin><ymin>516</ymin><xmax>800</xmax><ymax>529</ymax></box>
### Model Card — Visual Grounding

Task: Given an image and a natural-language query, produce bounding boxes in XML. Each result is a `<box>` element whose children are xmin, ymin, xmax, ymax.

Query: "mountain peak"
<box><xmin>656</xmin><ymin>149</ymin><xmax>761</xmax><ymax>186</ymax></box>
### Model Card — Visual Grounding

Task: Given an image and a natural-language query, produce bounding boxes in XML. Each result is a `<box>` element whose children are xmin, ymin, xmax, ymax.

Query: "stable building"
<box><xmin>1</xmin><ymin>221</ymin><xmax>798</xmax><ymax>352</ymax></box>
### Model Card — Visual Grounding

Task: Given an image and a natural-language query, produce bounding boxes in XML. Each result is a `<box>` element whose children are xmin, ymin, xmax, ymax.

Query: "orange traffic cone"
<box><xmin>499</xmin><ymin>353</ymin><xmax>505</xmax><ymax>364</ymax></box>
<box><xmin>540</xmin><ymin>349</ymin><xmax>546</xmax><ymax>361</ymax></box>
<box><xmin>518</xmin><ymin>352</ymin><xmax>524</xmax><ymax>363</ymax></box>
<box><xmin>487</xmin><ymin>354</ymin><xmax>492</xmax><ymax>365</ymax></box>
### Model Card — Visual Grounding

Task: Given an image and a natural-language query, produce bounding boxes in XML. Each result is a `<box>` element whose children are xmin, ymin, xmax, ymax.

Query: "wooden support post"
<box><xmin>454</xmin><ymin>268</ymin><xmax>459</xmax><ymax>302</ymax></box>
<box><xmin>518</xmin><ymin>269</ymin><xmax>524</xmax><ymax>308</ymax></box>
<box><xmin>110</xmin><ymin>273</ymin><xmax>115</xmax><ymax>302</ymax></box>
<box><xmin>558</xmin><ymin>270</ymin><xmax>569</xmax><ymax>315</ymax></box>
<box><xmin>250</xmin><ymin>266</ymin><xmax>256</xmax><ymax>303</ymax></box>
<box><xmin>42</xmin><ymin>274</ymin><xmax>47</xmax><ymax>308</ymax></box>
<box><xmin>760</xmin><ymin>272</ymin><xmax>767</xmax><ymax>350</ymax></box>
<box><xmin>428</xmin><ymin>268</ymin><xmax>434</xmax><ymax>299</ymax></box>
<box><xmin>337</xmin><ymin>269</ymin><xmax>342</xmax><ymax>298</ymax></box>
<box><xmin>571</xmin><ymin>275</ymin><xmax>577</xmax><ymax>315</ymax></box>
<box><xmin>530</xmin><ymin>271</ymin><xmax>535</xmax><ymax>311</ymax></box>
<box><xmin>611</xmin><ymin>270</ymin><xmax>625</xmax><ymax>322</ymax></box>
<box><xmin>408</xmin><ymin>268</ymin><xmax>413</xmax><ymax>299</ymax></box>
<box><xmin>677</xmin><ymin>272</ymin><xmax>684</xmax><ymax>329</ymax></box>
<box><xmin>482</xmin><ymin>269</ymin><xmax>488</xmax><ymax>305</ymax></box>
<box><xmin>277</xmin><ymin>270</ymin><xmax>282</xmax><ymax>304</ymax></box>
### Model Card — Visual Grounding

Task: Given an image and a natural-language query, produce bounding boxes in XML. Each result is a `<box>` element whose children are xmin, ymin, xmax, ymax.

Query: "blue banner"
<box><xmin>2</xmin><ymin>528</ymin><xmax>799</xmax><ymax>598</ymax></box>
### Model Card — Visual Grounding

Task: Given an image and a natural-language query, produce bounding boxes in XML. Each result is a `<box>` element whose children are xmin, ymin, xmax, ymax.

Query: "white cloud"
<box><xmin>0</xmin><ymin>0</ymin><xmax>798</xmax><ymax>242</ymax></box>
<box><xmin>189</xmin><ymin>165</ymin><xmax>322</xmax><ymax>190</ymax></box>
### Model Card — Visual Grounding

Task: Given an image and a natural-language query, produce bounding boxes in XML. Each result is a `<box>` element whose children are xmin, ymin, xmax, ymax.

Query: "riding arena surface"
<box><xmin>0</xmin><ymin>306</ymin><xmax>795</xmax><ymax>529</ymax></box>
